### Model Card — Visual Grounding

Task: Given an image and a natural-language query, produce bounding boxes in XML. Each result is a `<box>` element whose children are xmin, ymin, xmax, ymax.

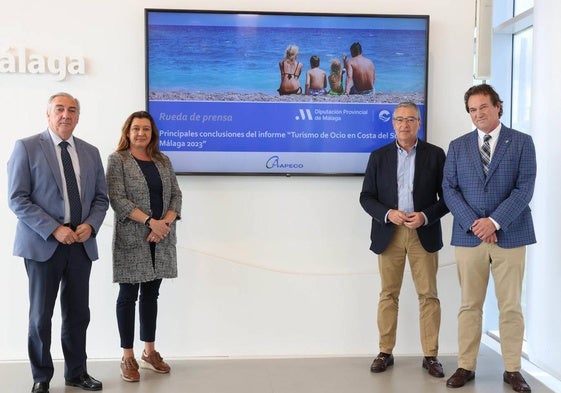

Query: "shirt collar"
<box><xmin>395</xmin><ymin>138</ymin><xmax>418</xmax><ymax>153</ymax></box>
<box><xmin>48</xmin><ymin>128</ymin><xmax>76</xmax><ymax>148</ymax></box>
<box><xmin>477</xmin><ymin>123</ymin><xmax>502</xmax><ymax>141</ymax></box>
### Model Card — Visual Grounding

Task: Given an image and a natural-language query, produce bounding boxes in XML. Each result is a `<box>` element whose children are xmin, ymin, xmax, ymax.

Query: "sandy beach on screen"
<box><xmin>149</xmin><ymin>90</ymin><xmax>425</xmax><ymax>104</ymax></box>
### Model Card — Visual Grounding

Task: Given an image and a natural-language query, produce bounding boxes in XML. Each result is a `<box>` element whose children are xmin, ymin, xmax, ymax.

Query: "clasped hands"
<box><xmin>471</xmin><ymin>217</ymin><xmax>498</xmax><ymax>243</ymax></box>
<box><xmin>54</xmin><ymin>223</ymin><xmax>92</xmax><ymax>245</ymax></box>
<box><xmin>388</xmin><ymin>209</ymin><xmax>424</xmax><ymax>229</ymax></box>
<box><xmin>146</xmin><ymin>218</ymin><xmax>171</xmax><ymax>243</ymax></box>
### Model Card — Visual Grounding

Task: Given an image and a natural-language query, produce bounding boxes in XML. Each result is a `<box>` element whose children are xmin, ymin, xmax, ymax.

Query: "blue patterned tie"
<box><xmin>59</xmin><ymin>141</ymin><xmax>82</xmax><ymax>227</ymax></box>
<box><xmin>481</xmin><ymin>134</ymin><xmax>492</xmax><ymax>176</ymax></box>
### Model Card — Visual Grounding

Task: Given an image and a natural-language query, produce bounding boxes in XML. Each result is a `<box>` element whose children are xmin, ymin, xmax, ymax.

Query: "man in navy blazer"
<box><xmin>443</xmin><ymin>84</ymin><xmax>535</xmax><ymax>392</ymax></box>
<box><xmin>8</xmin><ymin>93</ymin><xmax>109</xmax><ymax>393</ymax></box>
<box><xmin>360</xmin><ymin>102</ymin><xmax>449</xmax><ymax>378</ymax></box>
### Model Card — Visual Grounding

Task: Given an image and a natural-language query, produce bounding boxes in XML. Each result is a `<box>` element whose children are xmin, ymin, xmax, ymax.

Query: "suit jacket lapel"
<box><xmin>467</xmin><ymin>130</ymin><xmax>487</xmax><ymax>183</ymax></box>
<box><xmin>413</xmin><ymin>140</ymin><xmax>426</xmax><ymax>191</ymax></box>
<box><xmin>486</xmin><ymin>125</ymin><xmax>512</xmax><ymax>179</ymax></box>
<box><xmin>383</xmin><ymin>143</ymin><xmax>399</xmax><ymax>202</ymax></box>
<box><xmin>39</xmin><ymin>130</ymin><xmax>65</xmax><ymax>195</ymax></box>
<box><xmin>73</xmin><ymin>138</ymin><xmax>88</xmax><ymax>201</ymax></box>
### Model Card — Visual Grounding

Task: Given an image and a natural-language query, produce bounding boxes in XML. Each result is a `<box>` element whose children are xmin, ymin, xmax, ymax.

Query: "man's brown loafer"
<box><xmin>422</xmin><ymin>356</ymin><xmax>445</xmax><ymax>378</ymax></box>
<box><xmin>446</xmin><ymin>368</ymin><xmax>475</xmax><ymax>388</ymax></box>
<box><xmin>370</xmin><ymin>352</ymin><xmax>394</xmax><ymax>373</ymax></box>
<box><xmin>504</xmin><ymin>371</ymin><xmax>531</xmax><ymax>392</ymax></box>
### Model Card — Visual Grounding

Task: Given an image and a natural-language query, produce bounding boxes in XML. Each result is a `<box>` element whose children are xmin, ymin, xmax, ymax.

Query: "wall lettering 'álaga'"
<box><xmin>0</xmin><ymin>47</ymin><xmax>85</xmax><ymax>81</ymax></box>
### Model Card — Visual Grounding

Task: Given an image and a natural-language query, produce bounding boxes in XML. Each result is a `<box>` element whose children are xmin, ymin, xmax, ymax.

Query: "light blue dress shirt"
<box><xmin>384</xmin><ymin>140</ymin><xmax>428</xmax><ymax>225</ymax></box>
<box><xmin>397</xmin><ymin>142</ymin><xmax>416</xmax><ymax>214</ymax></box>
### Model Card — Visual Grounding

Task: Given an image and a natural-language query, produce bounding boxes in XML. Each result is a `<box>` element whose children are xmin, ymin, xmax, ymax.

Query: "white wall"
<box><xmin>0</xmin><ymin>0</ymin><xmax>475</xmax><ymax>360</ymax></box>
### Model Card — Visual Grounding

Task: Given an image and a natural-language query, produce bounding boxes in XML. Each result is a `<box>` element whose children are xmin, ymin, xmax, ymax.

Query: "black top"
<box><xmin>134</xmin><ymin>157</ymin><xmax>163</xmax><ymax>219</ymax></box>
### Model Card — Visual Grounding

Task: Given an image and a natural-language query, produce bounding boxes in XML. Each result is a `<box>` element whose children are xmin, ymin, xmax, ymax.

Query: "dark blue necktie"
<box><xmin>59</xmin><ymin>141</ymin><xmax>82</xmax><ymax>227</ymax></box>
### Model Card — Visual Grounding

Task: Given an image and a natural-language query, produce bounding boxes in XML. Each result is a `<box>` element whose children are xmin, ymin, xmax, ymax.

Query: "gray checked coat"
<box><xmin>107</xmin><ymin>151</ymin><xmax>182</xmax><ymax>283</ymax></box>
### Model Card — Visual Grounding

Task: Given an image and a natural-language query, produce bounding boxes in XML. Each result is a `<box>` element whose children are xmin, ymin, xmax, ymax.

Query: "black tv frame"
<box><xmin>145</xmin><ymin>9</ymin><xmax>429</xmax><ymax>176</ymax></box>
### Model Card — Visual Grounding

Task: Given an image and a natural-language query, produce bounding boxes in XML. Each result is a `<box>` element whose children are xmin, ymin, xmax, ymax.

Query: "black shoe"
<box><xmin>370</xmin><ymin>352</ymin><xmax>394</xmax><ymax>373</ymax></box>
<box><xmin>65</xmin><ymin>373</ymin><xmax>102</xmax><ymax>391</ymax></box>
<box><xmin>31</xmin><ymin>382</ymin><xmax>49</xmax><ymax>393</ymax></box>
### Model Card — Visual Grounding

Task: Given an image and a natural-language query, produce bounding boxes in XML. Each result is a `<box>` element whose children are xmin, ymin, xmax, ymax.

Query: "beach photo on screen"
<box><xmin>145</xmin><ymin>10</ymin><xmax>429</xmax><ymax>175</ymax></box>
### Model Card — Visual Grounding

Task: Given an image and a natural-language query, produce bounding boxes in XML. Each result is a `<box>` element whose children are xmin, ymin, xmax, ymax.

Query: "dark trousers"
<box><xmin>25</xmin><ymin>243</ymin><xmax>92</xmax><ymax>383</ymax></box>
<box><xmin>116</xmin><ymin>279</ymin><xmax>162</xmax><ymax>348</ymax></box>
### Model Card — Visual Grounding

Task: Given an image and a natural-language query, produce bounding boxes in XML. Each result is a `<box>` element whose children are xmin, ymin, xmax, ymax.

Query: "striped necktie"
<box><xmin>59</xmin><ymin>141</ymin><xmax>82</xmax><ymax>227</ymax></box>
<box><xmin>481</xmin><ymin>134</ymin><xmax>492</xmax><ymax>176</ymax></box>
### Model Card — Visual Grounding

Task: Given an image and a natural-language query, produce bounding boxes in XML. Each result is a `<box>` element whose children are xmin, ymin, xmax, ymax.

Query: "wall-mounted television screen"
<box><xmin>145</xmin><ymin>9</ymin><xmax>429</xmax><ymax>175</ymax></box>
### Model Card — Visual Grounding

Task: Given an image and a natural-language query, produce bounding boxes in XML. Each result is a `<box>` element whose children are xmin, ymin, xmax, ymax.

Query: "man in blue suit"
<box><xmin>443</xmin><ymin>84</ymin><xmax>535</xmax><ymax>393</ymax></box>
<box><xmin>360</xmin><ymin>102</ymin><xmax>449</xmax><ymax>378</ymax></box>
<box><xmin>8</xmin><ymin>92</ymin><xmax>109</xmax><ymax>393</ymax></box>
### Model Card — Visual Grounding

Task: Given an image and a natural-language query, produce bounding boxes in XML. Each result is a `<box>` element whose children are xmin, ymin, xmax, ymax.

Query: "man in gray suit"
<box><xmin>443</xmin><ymin>84</ymin><xmax>535</xmax><ymax>392</ymax></box>
<box><xmin>7</xmin><ymin>92</ymin><xmax>109</xmax><ymax>393</ymax></box>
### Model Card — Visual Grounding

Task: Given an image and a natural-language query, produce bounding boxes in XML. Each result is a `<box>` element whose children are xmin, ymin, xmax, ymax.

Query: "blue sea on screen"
<box><xmin>148</xmin><ymin>25</ymin><xmax>426</xmax><ymax>95</ymax></box>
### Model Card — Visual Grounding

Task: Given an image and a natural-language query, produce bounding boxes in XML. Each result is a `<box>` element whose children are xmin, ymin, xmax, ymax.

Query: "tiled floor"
<box><xmin>2</xmin><ymin>345</ymin><xmax>557</xmax><ymax>393</ymax></box>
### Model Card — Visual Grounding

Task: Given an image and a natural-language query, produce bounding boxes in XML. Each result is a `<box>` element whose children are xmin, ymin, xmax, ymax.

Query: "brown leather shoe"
<box><xmin>504</xmin><ymin>371</ymin><xmax>531</xmax><ymax>392</ymax></box>
<box><xmin>422</xmin><ymin>356</ymin><xmax>445</xmax><ymax>378</ymax></box>
<box><xmin>446</xmin><ymin>368</ymin><xmax>475</xmax><ymax>388</ymax></box>
<box><xmin>120</xmin><ymin>357</ymin><xmax>140</xmax><ymax>382</ymax></box>
<box><xmin>370</xmin><ymin>352</ymin><xmax>394</xmax><ymax>373</ymax></box>
<box><xmin>141</xmin><ymin>350</ymin><xmax>171</xmax><ymax>373</ymax></box>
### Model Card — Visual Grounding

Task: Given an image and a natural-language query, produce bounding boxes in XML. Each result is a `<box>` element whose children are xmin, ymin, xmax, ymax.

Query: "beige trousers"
<box><xmin>455</xmin><ymin>244</ymin><xmax>526</xmax><ymax>372</ymax></box>
<box><xmin>377</xmin><ymin>225</ymin><xmax>441</xmax><ymax>356</ymax></box>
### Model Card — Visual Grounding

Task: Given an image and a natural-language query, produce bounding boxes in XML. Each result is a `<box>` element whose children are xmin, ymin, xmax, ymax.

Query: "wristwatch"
<box><xmin>144</xmin><ymin>216</ymin><xmax>152</xmax><ymax>227</ymax></box>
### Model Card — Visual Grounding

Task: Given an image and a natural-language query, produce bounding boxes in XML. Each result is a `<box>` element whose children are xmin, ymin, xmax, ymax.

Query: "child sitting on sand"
<box><xmin>305</xmin><ymin>55</ymin><xmax>328</xmax><ymax>96</ymax></box>
<box><xmin>328</xmin><ymin>57</ymin><xmax>345</xmax><ymax>95</ymax></box>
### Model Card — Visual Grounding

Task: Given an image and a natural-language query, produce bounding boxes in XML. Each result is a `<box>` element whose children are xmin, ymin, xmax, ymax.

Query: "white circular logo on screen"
<box><xmin>378</xmin><ymin>110</ymin><xmax>391</xmax><ymax>122</ymax></box>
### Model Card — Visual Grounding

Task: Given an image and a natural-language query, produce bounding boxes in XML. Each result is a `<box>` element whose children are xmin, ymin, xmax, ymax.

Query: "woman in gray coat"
<box><xmin>106</xmin><ymin>111</ymin><xmax>182</xmax><ymax>383</ymax></box>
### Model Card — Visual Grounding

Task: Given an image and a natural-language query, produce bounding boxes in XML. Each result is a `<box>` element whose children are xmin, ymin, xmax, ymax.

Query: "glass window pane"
<box><xmin>511</xmin><ymin>26</ymin><xmax>532</xmax><ymax>340</ymax></box>
<box><xmin>515</xmin><ymin>0</ymin><xmax>534</xmax><ymax>14</ymax></box>
<box><xmin>511</xmin><ymin>27</ymin><xmax>533</xmax><ymax>132</ymax></box>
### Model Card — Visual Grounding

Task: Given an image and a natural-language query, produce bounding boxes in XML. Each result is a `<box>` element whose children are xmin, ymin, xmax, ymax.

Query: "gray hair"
<box><xmin>47</xmin><ymin>92</ymin><xmax>80</xmax><ymax>114</ymax></box>
<box><xmin>393</xmin><ymin>101</ymin><xmax>420</xmax><ymax>119</ymax></box>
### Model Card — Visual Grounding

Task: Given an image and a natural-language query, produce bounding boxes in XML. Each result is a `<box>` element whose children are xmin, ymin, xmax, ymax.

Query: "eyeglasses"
<box><xmin>393</xmin><ymin>117</ymin><xmax>419</xmax><ymax>124</ymax></box>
